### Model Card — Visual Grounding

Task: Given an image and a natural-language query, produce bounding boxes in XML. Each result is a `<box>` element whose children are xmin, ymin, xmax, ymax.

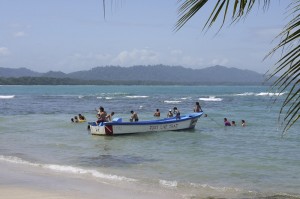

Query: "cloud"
<box><xmin>56</xmin><ymin>48</ymin><xmax>230</xmax><ymax>72</ymax></box>
<box><xmin>168</xmin><ymin>49</ymin><xmax>229</xmax><ymax>68</ymax></box>
<box><xmin>55</xmin><ymin>52</ymin><xmax>114</xmax><ymax>72</ymax></box>
<box><xmin>209</xmin><ymin>58</ymin><xmax>229</xmax><ymax>66</ymax></box>
<box><xmin>166</xmin><ymin>49</ymin><xmax>204</xmax><ymax>67</ymax></box>
<box><xmin>170</xmin><ymin>49</ymin><xmax>183</xmax><ymax>56</ymax></box>
<box><xmin>251</xmin><ymin>27</ymin><xmax>282</xmax><ymax>43</ymax></box>
<box><xmin>13</xmin><ymin>31</ymin><xmax>25</xmax><ymax>37</ymax></box>
<box><xmin>112</xmin><ymin>49</ymin><xmax>159</xmax><ymax>66</ymax></box>
<box><xmin>110</xmin><ymin>48</ymin><xmax>229</xmax><ymax>69</ymax></box>
<box><xmin>0</xmin><ymin>47</ymin><xmax>10</xmax><ymax>56</ymax></box>
<box><xmin>70</xmin><ymin>52</ymin><xmax>112</xmax><ymax>61</ymax></box>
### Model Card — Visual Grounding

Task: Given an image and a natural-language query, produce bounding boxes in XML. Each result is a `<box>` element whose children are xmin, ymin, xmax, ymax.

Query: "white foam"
<box><xmin>0</xmin><ymin>155</ymin><xmax>136</xmax><ymax>182</ymax></box>
<box><xmin>0</xmin><ymin>95</ymin><xmax>15</xmax><ymax>99</ymax></box>
<box><xmin>159</xmin><ymin>179</ymin><xmax>178</xmax><ymax>188</ymax></box>
<box><xmin>255</xmin><ymin>92</ymin><xmax>284</xmax><ymax>96</ymax></box>
<box><xmin>235</xmin><ymin>92</ymin><xmax>255</xmax><ymax>96</ymax></box>
<box><xmin>125</xmin><ymin>96</ymin><xmax>149</xmax><ymax>98</ymax></box>
<box><xmin>164</xmin><ymin>100</ymin><xmax>181</xmax><ymax>104</ymax></box>
<box><xmin>0</xmin><ymin>155</ymin><xmax>40</xmax><ymax>167</ymax></box>
<box><xmin>44</xmin><ymin>164</ymin><xmax>136</xmax><ymax>182</ymax></box>
<box><xmin>190</xmin><ymin>183</ymin><xmax>242</xmax><ymax>192</ymax></box>
<box><xmin>235</xmin><ymin>92</ymin><xmax>285</xmax><ymax>96</ymax></box>
<box><xmin>180</xmin><ymin>97</ymin><xmax>191</xmax><ymax>100</ymax></box>
<box><xmin>199</xmin><ymin>96</ymin><xmax>222</xmax><ymax>101</ymax></box>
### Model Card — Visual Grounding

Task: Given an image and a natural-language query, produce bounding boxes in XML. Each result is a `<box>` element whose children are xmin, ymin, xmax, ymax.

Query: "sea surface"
<box><xmin>0</xmin><ymin>85</ymin><xmax>299</xmax><ymax>198</ymax></box>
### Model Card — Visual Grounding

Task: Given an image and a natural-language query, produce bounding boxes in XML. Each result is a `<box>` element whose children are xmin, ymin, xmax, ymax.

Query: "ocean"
<box><xmin>0</xmin><ymin>85</ymin><xmax>299</xmax><ymax>198</ymax></box>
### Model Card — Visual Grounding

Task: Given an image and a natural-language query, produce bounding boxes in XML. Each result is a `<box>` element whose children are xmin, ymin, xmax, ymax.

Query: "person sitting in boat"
<box><xmin>173</xmin><ymin>107</ymin><xmax>180</xmax><ymax>119</ymax></box>
<box><xmin>194</xmin><ymin>102</ymin><xmax>203</xmax><ymax>112</ymax></box>
<box><xmin>153</xmin><ymin>109</ymin><xmax>160</xmax><ymax>117</ymax></box>
<box><xmin>224</xmin><ymin>118</ymin><xmax>231</xmax><ymax>126</ymax></box>
<box><xmin>130</xmin><ymin>110</ymin><xmax>139</xmax><ymax>122</ymax></box>
<box><xmin>167</xmin><ymin>109</ymin><xmax>173</xmax><ymax>118</ymax></box>
<box><xmin>106</xmin><ymin>112</ymin><xmax>115</xmax><ymax>122</ymax></box>
<box><xmin>96</xmin><ymin>106</ymin><xmax>107</xmax><ymax>124</ymax></box>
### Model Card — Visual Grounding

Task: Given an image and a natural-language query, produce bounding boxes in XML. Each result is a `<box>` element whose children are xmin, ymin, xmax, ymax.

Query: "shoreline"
<box><xmin>0</xmin><ymin>161</ymin><xmax>180</xmax><ymax>199</ymax></box>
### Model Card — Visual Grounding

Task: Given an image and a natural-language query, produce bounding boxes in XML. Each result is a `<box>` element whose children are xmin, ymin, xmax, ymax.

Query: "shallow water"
<box><xmin>0</xmin><ymin>85</ymin><xmax>299</xmax><ymax>198</ymax></box>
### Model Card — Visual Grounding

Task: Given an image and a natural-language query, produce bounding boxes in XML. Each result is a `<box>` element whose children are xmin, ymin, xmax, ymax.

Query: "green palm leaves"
<box><xmin>267</xmin><ymin>1</ymin><xmax>300</xmax><ymax>132</ymax></box>
<box><xmin>175</xmin><ymin>0</ymin><xmax>262</xmax><ymax>31</ymax></box>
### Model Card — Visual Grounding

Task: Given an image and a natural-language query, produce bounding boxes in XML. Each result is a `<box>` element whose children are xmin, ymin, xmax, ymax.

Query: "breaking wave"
<box><xmin>199</xmin><ymin>96</ymin><xmax>223</xmax><ymax>101</ymax></box>
<box><xmin>0</xmin><ymin>155</ymin><xmax>136</xmax><ymax>182</ymax></box>
<box><xmin>236</xmin><ymin>92</ymin><xmax>285</xmax><ymax>96</ymax></box>
<box><xmin>0</xmin><ymin>95</ymin><xmax>15</xmax><ymax>99</ymax></box>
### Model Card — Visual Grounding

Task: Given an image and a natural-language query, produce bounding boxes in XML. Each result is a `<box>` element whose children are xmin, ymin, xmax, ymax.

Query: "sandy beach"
<box><xmin>0</xmin><ymin>161</ymin><xmax>180</xmax><ymax>199</ymax></box>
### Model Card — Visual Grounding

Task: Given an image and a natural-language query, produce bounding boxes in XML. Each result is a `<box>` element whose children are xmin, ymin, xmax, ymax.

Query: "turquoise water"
<box><xmin>0</xmin><ymin>85</ymin><xmax>299</xmax><ymax>198</ymax></box>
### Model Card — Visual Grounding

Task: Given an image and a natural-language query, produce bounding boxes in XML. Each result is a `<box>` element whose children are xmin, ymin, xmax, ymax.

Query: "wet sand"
<box><xmin>0</xmin><ymin>161</ymin><xmax>180</xmax><ymax>199</ymax></box>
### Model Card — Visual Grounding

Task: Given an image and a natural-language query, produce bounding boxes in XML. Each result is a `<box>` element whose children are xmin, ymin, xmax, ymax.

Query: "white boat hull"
<box><xmin>89</xmin><ymin>112</ymin><xmax>202</xmax><ymax>135</ymax></box>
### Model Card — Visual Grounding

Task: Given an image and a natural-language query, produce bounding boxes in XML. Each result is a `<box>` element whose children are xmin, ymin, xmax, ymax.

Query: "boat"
<box><xmin>77</xmin><ymin>119</ymin><xmax>87</xmax><ymax>123</ymax></box>
<box><xmin>88</xmin><ymin>112</ymin><xmax>203</xmax><ymax>135</ymax></box>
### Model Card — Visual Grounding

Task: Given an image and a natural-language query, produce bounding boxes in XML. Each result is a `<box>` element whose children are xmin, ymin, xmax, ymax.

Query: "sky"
<box><xmin>0</xmin><ymin>0</ymin><xmax>291</xmax><ymax>74</ymax></box>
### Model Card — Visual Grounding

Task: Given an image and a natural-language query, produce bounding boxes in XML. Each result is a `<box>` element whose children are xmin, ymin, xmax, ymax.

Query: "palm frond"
<box><xmin>266</xmin><ymin>1</ymin><xmax>300</xmax><ymax>131</ymax></box>
<box><xmin>175</xmin><ymin>0</ymin><xmax>208</xmax><ymax>31</ymax></box>
<box><xmin>175</xmin><ymin>0</ymin><xmax>270</xmax><ymax>32</ymax></box>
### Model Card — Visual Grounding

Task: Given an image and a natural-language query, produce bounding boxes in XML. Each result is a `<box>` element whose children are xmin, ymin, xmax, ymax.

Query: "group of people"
<box><xmin>93</xmin><ymin>101</ymin><xmax>203</xmax><ymax>124</ymax></box>
<box><xmin>224</xmin><ymin>118</ymin><xmax>246</xmax><ymax>127</ymax></box>
<box><xmin>153</xmin><ymin>107</ymin><xmax>180</xmax><ymax>119</ymax></box>
<box><xmin>71</xmin><ymin>114</ymin><xmax>86</xmax><ymax>123</ymax></box>
<box><xmin>154</xmin><ymin>102</ymin><xmax>203</xmax><ymax>119</ymax></box>
<box><xmin>72</xmin><ymin>102</ymin><xmax>249</xmax><ymax>128</ymax></box>
<box><xmin>137</xmin><ymin>101</ymin><xmax>203</xmax><ymax>121</ymax></box>
<box><xmin>96</xmin><ymin>106</ymin><xmax>115</xmax><ymax>124</ymax></box>
<box><xmin>95</xmin><ymin>106</ymin><xmax>139</xmax><ymax>123</ymax></box>
<box><xmin>130</xmin><ymin>107</ymin><xmax>181</xmax><ymax>122</ymax></box>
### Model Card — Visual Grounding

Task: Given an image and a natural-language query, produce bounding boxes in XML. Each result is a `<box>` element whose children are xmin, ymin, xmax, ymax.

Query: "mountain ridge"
<box><xmin>0</xmin><ymin>65</ymin><xmax>269</xmax><ymax>85</ymax></box>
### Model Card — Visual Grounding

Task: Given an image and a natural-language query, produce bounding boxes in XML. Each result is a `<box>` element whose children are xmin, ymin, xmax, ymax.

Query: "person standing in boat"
<box><xmin>167</xmin><ymin>109</ymin><xmax>173</xmax><ymax>118</ymax></box>
<box><xmin>96</xmin><ymin>106</ymin><xmax>107</xmax><ymax>124</ymax></box>
<box><xmin>173</xmin><ymin>107</ymin><xmax>180</xmax><ymax>119</ymax></box>
<box><xmin>130</xmin><ymin>110</ymin><xmax>139</xmax><ymax>122</ymax></box>
<box><xmin>194</xmin><ymin>102</ymin><xmax>203</xmax><ymax>112</ymax></box>
<box><xmin>153</xmin><ymin>109</ymin><xmax>160</xmax><ymax>117</ymax></box>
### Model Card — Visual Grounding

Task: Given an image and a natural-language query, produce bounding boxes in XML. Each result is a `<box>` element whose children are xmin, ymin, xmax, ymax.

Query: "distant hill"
<box><xmin>0</xmin><ymin>65</ymin><xmax>270</xmax><ymax>85</ymax></box>
<box><xmin>0</xmin><ymin>67</ymin><xmax>41</xmax><ymax>77</ymax></box>
<box><xmin>67</xmin><ymin>65</ymin><xmax>267</xmax><ymax>84</ymax></box>
<box><xmin>42</xmin><ymin>71</ymin><xmax>68</xmax><ymax>78</ymax></box>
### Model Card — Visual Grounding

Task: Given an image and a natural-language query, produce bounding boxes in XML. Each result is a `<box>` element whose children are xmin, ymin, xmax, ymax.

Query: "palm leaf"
<box><xmin>175</xmin><ymin>0</ymin><xmax>208</xmax><ymax>31</ymax></box>
<box><xmin>175</xmin><ymin>0</ymin><xmax>269</xmax><ymax>31</ymax></box>
<box><xmin>266</xmin><ymin>1</ymin><xmax>300</xmax><ymax>131</ymax></box>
